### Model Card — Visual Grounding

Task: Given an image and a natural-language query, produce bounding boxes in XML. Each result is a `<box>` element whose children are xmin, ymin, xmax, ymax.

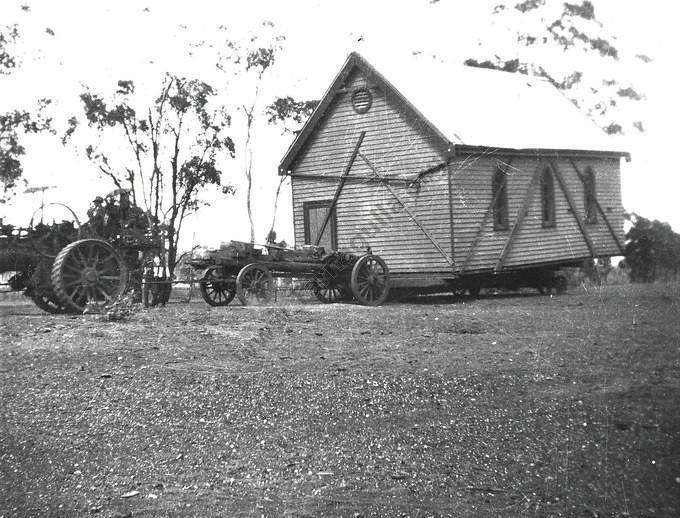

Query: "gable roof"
<box><xmin>279</xmin><ymin>51</ymin><xmax>629</xmax><ymax>174</ymax></box>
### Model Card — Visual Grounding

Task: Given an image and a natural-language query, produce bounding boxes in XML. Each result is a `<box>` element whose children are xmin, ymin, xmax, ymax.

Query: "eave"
<box><xmin>453</xmin><ymin>145</ymin><xmax>631</xmax><ymax>162</ymax></box>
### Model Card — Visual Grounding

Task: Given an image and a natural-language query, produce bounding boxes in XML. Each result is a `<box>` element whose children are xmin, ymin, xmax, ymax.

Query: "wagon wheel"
<box><xmin>200</xmin><ymin>268</ymin><xmax>236</xmax><ymax>306</ymax></box>
<box><xmin>350</xmin><ymin>254</ymin><xmax>390</xmax><ymax>306</ymax></box>
<box><xmin>236</xmin><ymin>263</ymin><xmax>274</xmax><ymax>306</ymax></box>
<box><xmin>312</xmin><ymin>255</ymin><xmax>351</xmax><ymax>303</ymax></box>
<box><xmin>51</xmin><ymin>239</ymin><xmax>128</xmax><ymax>313</ymax></box>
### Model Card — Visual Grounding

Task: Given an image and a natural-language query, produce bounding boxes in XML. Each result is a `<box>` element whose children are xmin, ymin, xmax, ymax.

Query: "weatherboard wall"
<box><xmin>451</xmin><ymin>154</ymin><xmax>624</xmax><ymax>273</ymax></box>
<box><xmin>288</xmin><ymin>66</ymin><xmax>625</xmax><ymax>276</ymax></box>
<box><xmin>289</xmin><ymin>68</ymin><xmax>453</xmax><ymax>274</ymax></box>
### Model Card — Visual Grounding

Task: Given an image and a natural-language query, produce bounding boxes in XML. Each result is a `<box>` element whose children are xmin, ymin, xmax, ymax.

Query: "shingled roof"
<box><xmin>279</xmin><ymin>52</ymin><xmax>629</xmax><ymax>174</ymax></box>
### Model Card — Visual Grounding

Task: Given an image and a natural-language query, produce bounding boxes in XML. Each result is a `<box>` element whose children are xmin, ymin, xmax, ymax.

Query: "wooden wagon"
<box><xmin>278</xmin><ymin>52</ymin><xmax>628</xmax><ymax>296</ymax></box>
<box><xmin>189</xmin><ymin>241</ymin><xmax>391</xmax><ymax>306</ymax></box>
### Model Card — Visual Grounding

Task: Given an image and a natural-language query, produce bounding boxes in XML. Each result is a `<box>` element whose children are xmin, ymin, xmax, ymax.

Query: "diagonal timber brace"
<box><xmin>461</xmin><ymin>158</ymin><xmax>513</xmax><ymax>273</ymax></box>
<box><xmin>549</xmin><ymin>160</ymin><xmax>596</xmax><ymax>257</ymax></box>
<box><xmin>495</xmin><ymin>165</ymin><xmax>543</xmax><ymax>272</ymax></box>
<box><xmin>313</xmin><ymin>131</ymin><xmax>366</xmax><ymax>247</ymax></box>
<box><xmin>358</xmin><ymin>151</ymin><xmax>455</xmax><ymax>267</ymax></box>
<box><xmin>568</xmin><ymin>158</ymin><xmax>625</xmax><ymax>255</ymax></box>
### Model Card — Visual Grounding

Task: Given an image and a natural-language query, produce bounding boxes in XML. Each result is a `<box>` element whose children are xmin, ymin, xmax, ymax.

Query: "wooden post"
<box><xmin>495</xmin><ymin>165</ymin><xmax>542</xmax><ymax>272</ymax></box>
<box><xmin>447</xmin><ymin>162</ymin><xmax>456</xmax><ymax>272</ymax></box>
<box><xmin>568</xmin><ymin>158</ymin><xmax>625</xmax><ymax>255</ymax></box>
<box><xmin>314</xmin><ymin>131</ymin><xmax>366</xmax><ymax>246</ymax></box>
<box><xmin>549</xmin><ymin>160</ymin><xmax>596</xmax><ymax>257</ymax></box>
<box><xmin>461</xmin><ymin>158</ymin><xmax>513</xmax><ymax>273</ymax></box>
<box><xmin>358</xmin><ymin>151</ymin><xmax>455</xmax><ymax>267</ymax></box>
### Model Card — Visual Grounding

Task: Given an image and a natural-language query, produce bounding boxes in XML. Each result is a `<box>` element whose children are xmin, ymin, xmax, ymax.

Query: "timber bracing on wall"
<box><xmin>313</xmin><ymin>131</ymin><xmax>366</xmax><ymax>246</ymax></box>
<box><xmin>569</xmin><ymin>158</ymin><xmax>625</xmax><ymax>255</ymax></box>
<box><xmin>495</xmin><ymin>160</ymin><xmax>602</xmax><ymax>272</ymax></box>
<box><xmin>549</xmin><ymin>160</ymin><xmax>596</xmax><ymax>257</ymax></box>
<box><xmin>495</xmin><ymin>164</ymin><xmax>543</xmax><ymax>272</ymax></box>
<box><xmin>358</xmin><ymin>151</ymin><xmax>456</xmax><ymax>267</ymax></box>
<box><xmin>461</xmin><ymin>158</ymin><xmax>513</xmax><ymax>273</ymax></box>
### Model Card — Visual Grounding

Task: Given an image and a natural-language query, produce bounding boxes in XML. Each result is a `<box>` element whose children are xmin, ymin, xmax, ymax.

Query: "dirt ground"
<box><xmin>1</xmin><ymin>283</ymin><xmax>679</xmax><ymax>517</ymax></box>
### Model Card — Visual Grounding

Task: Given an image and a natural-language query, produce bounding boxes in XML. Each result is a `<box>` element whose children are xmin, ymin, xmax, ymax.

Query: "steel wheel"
<box><xmin>350</xmin><ymin>254</ymin><xmax>390</xmax><ymax>306</ymax></box>
<box><xmin>312</xmin><ymin>255</ymin><xmax>351</xmax><ymax>303</ymax></box>
<box><xmin>236</xmin><ymin>264</ymin><xmax>274</xmax><ymax>306</ymax></box>
<box><xmin>51</xmin><ymin>239</ymin><xmax>127</xmax><ymax>313</ymax></box>
<box><xmin>200</xmin><ymin>268</ymin><xmax>235</xmax><ymax>306</ymax></box>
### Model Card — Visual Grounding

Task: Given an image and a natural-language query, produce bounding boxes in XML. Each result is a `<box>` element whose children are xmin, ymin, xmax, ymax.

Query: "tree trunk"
<box><xmin>246</xmin><ymin>149</ymin><xmax>254</xmax><ymax>244</ymax></box>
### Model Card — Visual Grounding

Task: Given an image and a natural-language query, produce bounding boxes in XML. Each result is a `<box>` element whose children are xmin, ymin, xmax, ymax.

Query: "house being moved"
<box><xmin>278</xmin><ymin>52</ymin><xmax>628</xmax><ymax>294</ymax></box>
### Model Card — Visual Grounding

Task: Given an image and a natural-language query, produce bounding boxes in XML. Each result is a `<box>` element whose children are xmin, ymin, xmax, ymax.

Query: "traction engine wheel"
<box><xmin>235</xmin><ymin>263</ymin><xmax>274</xmax><ymax>306</ymax></box>
<box><xmin>51</xmin><ymin>239</ymin><xmax>128</xmax><ymax>313</ymax></box>
<box><xmin>312</xmin><ymin>255</ymin><xmax>351</xmax><ymax>304</ymax></box>
<box><xmin>200</xmin><ymin>268</ymin><xmax>236</xmax><ymax>306</ymax></box>
<box><xmin>31</xmin><ymin>292</ymin><xmax>69</xmax><ymax>314</ymax></box>
<box><xmin>350</xmin><ymin>254</ymin><xmax>390</xmax><ymax>306</ymax></box>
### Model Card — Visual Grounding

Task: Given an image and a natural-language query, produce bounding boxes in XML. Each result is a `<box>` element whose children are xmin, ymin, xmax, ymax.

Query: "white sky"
<box><xmin>1</xmin><ymin>0</ymin><xmax>678</xmax><ymax>249</ymax></box>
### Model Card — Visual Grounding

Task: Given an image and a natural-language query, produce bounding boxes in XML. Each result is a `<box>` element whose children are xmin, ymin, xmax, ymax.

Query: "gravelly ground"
<box><xmin>1</xmin><ymin>283</ymin><xmax>679</xmax><ymax>517</ymax></box>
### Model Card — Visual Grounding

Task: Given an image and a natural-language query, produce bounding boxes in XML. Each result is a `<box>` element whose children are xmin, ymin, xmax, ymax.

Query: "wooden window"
<box><xmin>541</xmin><ymin>166</ymin><xmax>556</xmax><ymax>227</ymax></box>
<box><xmin>583</xmin><ymin>167</ymin><xmax>597</xmax><ymax>224</ymax></box>
<box><xmin>492</xmin><ymin>167</ymin><xmax>509</xmax><ymax>230</ymax></box>
<box><xmin>303</xmin><ymin>200</ymin><xmax>337</xmax><ymax>251</ymax></box>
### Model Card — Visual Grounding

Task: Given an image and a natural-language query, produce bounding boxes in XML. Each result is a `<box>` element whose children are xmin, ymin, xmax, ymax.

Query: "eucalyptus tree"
<box><xmin>69</xmin><ymin>76</ymin><xmax>235</xmax><ymax>277</ymax></box>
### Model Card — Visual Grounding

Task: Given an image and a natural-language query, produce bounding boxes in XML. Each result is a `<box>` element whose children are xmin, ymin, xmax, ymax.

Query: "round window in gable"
<box><xmin>351</xmin><ymin>88</ymin><xmax>372</xmax><ymax>114</ymax></box>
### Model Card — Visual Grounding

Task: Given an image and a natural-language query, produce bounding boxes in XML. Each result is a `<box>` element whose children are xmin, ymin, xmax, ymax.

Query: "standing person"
<box><xmin>87</xmin><ymin>196</ymin><xmax>105</xmax><ymax>236</ymax></box>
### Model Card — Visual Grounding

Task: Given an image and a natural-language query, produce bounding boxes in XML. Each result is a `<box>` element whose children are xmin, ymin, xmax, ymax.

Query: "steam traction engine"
<box><xmin>0</xmin><ymin>190</ymin><xmax>165</xmax><ymax>313</ymax></box>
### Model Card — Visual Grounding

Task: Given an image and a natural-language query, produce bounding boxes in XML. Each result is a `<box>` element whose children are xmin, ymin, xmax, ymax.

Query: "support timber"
<box><xmin>568</xmin><ymin>158</ymin><xmax>625</xmax><ymax>255</ymax></box>
<box><xmin>314</xmin><ymin>131</ymin><xmax>365</xmax><ymax>246</ymax></box>
<box><xmin>549</xmin><ymin>160</ymin><xmax>596</xmax><ymax>257</ymax></box>
<box><xmin>358</xmin><ymin>152</ymin><xmax>455</xmax><ymax>267</ymax></box>
<box><xmin>461</xmin><ymin>158</ymin><xmax>513</xmax><ymax>273</ymax></box>
<box><xmin>494</xmin><ymin>164</ymin><xmax>542</xmax><ymax>272</ymax></box>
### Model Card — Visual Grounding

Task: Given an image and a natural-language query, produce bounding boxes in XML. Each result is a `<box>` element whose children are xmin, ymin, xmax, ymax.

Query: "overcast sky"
<box><xmin>1</xmin><ymin>0</ymin><xmax>677</xmax><ymax>248</ymax></box>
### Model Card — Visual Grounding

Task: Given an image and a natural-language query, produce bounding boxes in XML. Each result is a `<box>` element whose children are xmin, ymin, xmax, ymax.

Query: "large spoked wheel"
<box><xmin>236</xmin><ymin>263</ymin><xmax>274</xmax><ymax>306</ymax></box>
<box><xmin>350</xmin><ymin>254</ymin><xmax>390</xmax><ymax>306</ymax></box>
<box><xmin>200</xmin><ymin>268</ymin><xmax>236</xmax><ymax>306</ymax></box>
<box><xmin>51</xmin><ymin>239</ymin><xmax>128</xmax><ymax>313</ymax></box>
<box><xmin>312</xmin><ymin>255</ymin><xmax>351</xmax><ymax>304</ymax></box>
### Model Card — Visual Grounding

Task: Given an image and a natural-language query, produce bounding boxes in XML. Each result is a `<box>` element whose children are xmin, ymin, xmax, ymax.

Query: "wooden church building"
<box><xmin>278</xmin><ymin>52</ymin><xmax>628</xmax><ymax>292</ymax></box>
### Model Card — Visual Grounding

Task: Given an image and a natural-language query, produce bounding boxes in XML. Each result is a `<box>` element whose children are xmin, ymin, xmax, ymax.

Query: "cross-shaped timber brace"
<box><xmin>358</xmin><ymin>151</ymin><xmax>455</xmax><ymax>267</ymax></box>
